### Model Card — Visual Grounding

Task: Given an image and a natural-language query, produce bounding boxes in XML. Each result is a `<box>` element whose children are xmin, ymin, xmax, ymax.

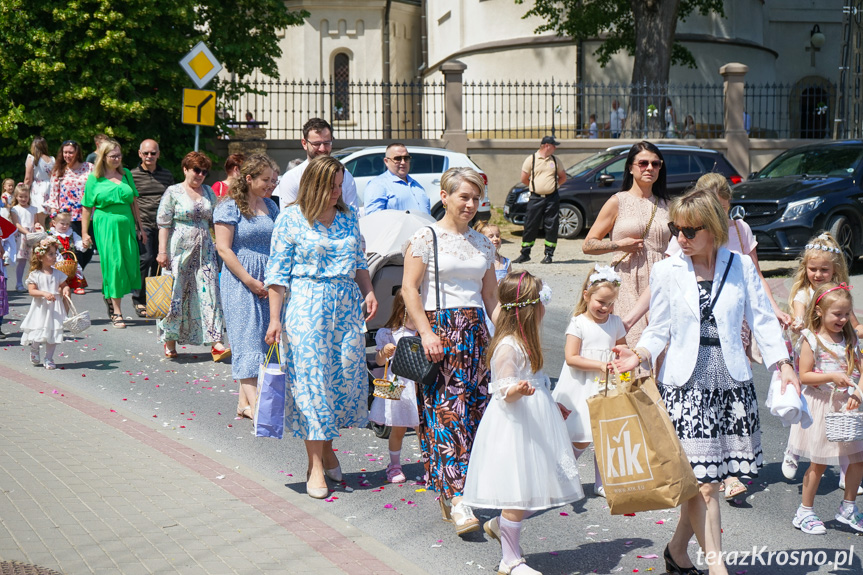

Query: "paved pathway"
<box><xmin>0</xmin><ymin>366</ymin><xmax>428</xmax><ymax>575</ymax></box>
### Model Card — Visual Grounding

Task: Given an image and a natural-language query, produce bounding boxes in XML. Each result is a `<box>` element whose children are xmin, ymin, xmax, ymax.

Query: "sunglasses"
<box><xmin>141</xmin><ymin>151</ymin><xmax>158</xmax><ymax>156</ymax></box>
<box><xmin>668</xmin><ymin>222</ymin><xmax>705</xmax><ymax>240</ymax></box>
<box><xmin>387</xmin><ymin>155</ymin><xmax>412</xmax><ymax>163</ymax></box>
<box><xmin>635</xmin><ymin>160</ymin><xmax>663</xmax><ymax>170</ymax></box>
<box><xmin>192</xmin><ymin>167</ymin><xmax>209</xmax><ymax>176</ymax></box>
<box><xmin>62</xmin><ymin>140</ymin><xmax>78</xmax><ymax>147</ymax></box>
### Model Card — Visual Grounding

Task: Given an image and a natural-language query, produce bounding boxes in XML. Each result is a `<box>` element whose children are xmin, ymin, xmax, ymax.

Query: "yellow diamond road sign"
<box><xmin>182</xmin><ymin>89</ymin><xmax>216</xmax><ymax>126</ymax></box>
<box><xmin>179</xmin><ymin>42</ymin><xmax>222</xmax><ymax>89</ymax></box>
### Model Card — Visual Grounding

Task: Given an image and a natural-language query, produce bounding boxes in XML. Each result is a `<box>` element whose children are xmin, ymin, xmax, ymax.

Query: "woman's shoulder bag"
<box><xmin>391</xmin><ymin>226</ymin><xmax>441</xmax><ymax>386</ymax></box>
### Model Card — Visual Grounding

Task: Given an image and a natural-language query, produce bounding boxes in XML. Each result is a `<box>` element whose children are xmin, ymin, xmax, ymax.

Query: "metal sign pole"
<box><xmin>194</xmin><ymin>125</ymin><xmax>200</xmax><ymax>152</ymax></box>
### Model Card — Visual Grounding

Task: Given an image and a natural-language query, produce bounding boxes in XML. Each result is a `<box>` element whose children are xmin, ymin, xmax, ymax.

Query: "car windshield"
<box><xmin>565</xmin><ymin>151</ymin><xmax>622</xmax><ymax>178</ymax></box>
<box><xmin>756</xmin><ymin>146</ymin><xmax>863</xmax><ymax>179</ymax></box>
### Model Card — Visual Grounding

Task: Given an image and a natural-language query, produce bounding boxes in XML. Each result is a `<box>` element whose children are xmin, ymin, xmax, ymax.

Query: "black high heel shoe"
<box><xmin>664</xmin><ymin>545</ymin><xmax>705</xmax><ymax>575</ymax></box>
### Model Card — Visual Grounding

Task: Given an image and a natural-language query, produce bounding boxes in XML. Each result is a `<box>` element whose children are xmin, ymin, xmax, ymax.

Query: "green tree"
<box><xmin>516</xmin><ymin>0</ymin><xmax>725</xmax><ymax>131</ymax></box>
<box><xmin>0</xmin><ymin>0</ymin><xmax>307</xmax><ymax>179</ymax></box>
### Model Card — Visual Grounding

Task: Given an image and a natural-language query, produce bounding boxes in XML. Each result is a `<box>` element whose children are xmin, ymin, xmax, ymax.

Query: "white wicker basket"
<box><xmin>62</xmin><ymin>295</ymin><xmax>91</xmax><ymax>335</ymax></box>
<box><xmin>825</xmin><ymin>387</ymin><xmax>863</xmax><ymax>443</ymax></box>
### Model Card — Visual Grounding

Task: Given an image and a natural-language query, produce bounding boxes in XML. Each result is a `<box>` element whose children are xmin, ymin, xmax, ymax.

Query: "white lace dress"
<box><xmin>462</xmin><ymin>336</ymin><xmax>584</xmax><ymax>510</ymax></box>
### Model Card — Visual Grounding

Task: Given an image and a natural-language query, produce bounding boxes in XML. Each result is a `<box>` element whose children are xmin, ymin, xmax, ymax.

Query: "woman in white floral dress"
<box><xmin>264</xmin><ymin>156</ymin><xmax>377</xmax><ymax>499</ymax></box>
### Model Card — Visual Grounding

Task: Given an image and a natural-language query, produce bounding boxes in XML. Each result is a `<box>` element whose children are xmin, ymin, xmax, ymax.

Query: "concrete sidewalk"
<box><xmin>0</xmin><ymin>367</ymin><xmax>427</xmax><ymax>575</ymax></box>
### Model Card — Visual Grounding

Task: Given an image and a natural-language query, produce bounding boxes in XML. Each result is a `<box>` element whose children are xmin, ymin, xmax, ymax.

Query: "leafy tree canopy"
<box><xmin>516</xmin><ymin>0</ymin><xmax>725</xmax><ymax>81</ymax></box>
<box><xmin>0</xmin><ymin>0</ymin><xmax>307</xmax><ymax>179</ymax></box>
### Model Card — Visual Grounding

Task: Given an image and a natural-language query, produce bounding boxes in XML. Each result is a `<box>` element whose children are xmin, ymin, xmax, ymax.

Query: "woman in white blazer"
<box><xmin>615</xmin><ymin>189</ymin><xmax>799</xmax><ymax>575</ymax></box>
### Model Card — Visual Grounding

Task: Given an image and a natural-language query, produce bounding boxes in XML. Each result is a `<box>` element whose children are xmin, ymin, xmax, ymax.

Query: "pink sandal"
<box><xmin>386</xmin><ymin>463</ymin><xmax>406</xmax><ymax>483</ymax></box>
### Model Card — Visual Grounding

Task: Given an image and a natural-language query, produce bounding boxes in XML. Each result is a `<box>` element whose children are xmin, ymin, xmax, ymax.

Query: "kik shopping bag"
<box><xmin>587</xmin><ymin>369</ymin><xmax>698</xmax><ymax>515</ymax></box>
<box><xmin>255</xmin><ymin>344</ymin><xmax>286</xmax><ymax>439</ymax></box>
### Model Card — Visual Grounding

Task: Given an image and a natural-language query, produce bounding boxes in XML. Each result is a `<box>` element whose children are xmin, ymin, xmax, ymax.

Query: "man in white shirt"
<box><xmin>272</xmin><ymin>118</ymin><xmax>359</xmax><ymax>209</ymax></box>
<box><xmin>607</xmin><ymin>99</ymin><xmax>626</xmax><ymax>138</ymax></box>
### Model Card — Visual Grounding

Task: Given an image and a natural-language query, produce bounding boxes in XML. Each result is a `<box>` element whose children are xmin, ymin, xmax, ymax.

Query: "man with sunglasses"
<box><xmin>272</xmin><ymin>117</ymin><xmax>358</xmax><ymax>210</ymax></box>
<box><xmin>514</xmin><ymin>136</ymin><xmax>567</xmax><ymax>264</ymax></box>
<box><xmin>129</xmin><ymin>139</ymin><xmax>174</xmax><ymax>317</ymax></box>
<box><xmin>363</xmin><ymin>143</ymin><xmax>430</xmax><ymax>216</ymax></box>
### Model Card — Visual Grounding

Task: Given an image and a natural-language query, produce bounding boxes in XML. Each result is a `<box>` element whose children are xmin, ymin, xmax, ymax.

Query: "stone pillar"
<box><xmin>720</xmin><ymin>63</ymin><xmax>750</xmax><ymax>177</ymax></box>
<box><xmin>441</xmin><ymin>60</ymin><xmax>468</xmax><ymax>154</ymax></box>
<box><xmin>228</xmin><ymin>127</ymin><xmax>268</xmax><ymax>156</ymax></box>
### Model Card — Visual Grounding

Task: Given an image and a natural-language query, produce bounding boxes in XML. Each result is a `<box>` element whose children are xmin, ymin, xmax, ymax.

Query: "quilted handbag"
<box><xmin>391</xmin><ymin>226</ymin><xmax>441</xmax><ymax>386</ymax></box>
<box><xmin>62</xmin><ymin>295</ymin><xmax>91</xmax><ymax>334</ymax></box>
<box><xmin>145</xmin><ymin>266</ymin><xmax>173</xmax><ymax>319</ymax></box>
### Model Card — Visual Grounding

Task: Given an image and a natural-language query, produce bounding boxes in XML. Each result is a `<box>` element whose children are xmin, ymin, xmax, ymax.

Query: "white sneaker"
<box><xmin>837</xmin><ymin>479</ymin><xmax>863</xmax><ymax>496</ymax></box>
<box><xmin>781</xmin><ymin>453</ymin><xmax>799</xmax><ymax>480</ymax></box>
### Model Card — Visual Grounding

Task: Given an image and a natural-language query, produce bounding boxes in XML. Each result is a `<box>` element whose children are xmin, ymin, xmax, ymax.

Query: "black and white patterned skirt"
<box><xmin>659</xmin><ymin>342</ymin><xmax>762</xmax><ymax>483</ymax></box>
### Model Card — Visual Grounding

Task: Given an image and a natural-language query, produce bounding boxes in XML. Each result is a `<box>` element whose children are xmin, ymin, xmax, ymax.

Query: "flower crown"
<box><xmin>805</xmin><ymin>233</ymin><xmax>842</xmax><ymax>255</ymax></box>
<box><xmin>588</xmin><ymin>264</ymin><xmax>622</xmax><ymax>287</ymax></box>
<box><xmin>500</xmin><ymin>282</ymin><xmax>552</xmax><ymax>310</ymax></box>
<box><xmin>33</xmin><ymin>236</ymin><xmax>60</xmax><ymax>255</ymax></box>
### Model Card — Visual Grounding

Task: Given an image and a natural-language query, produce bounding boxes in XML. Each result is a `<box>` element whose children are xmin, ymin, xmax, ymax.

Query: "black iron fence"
<box><xmin>462</xmin><ymin>80</ymin><xmax>725</xmax><ymax>139</ymax></box>
<box><xmin>222</xmin><ymin>77</ymin><xmax>840</xmax><ymax>141</ymax></box>
<box><xmin>221</xmin><ymin>78</ymin><xmax>445</xmax><ymax>139</ymax></box>
<box><xmin>745</xmin><ymin>82</ymin><xmax>837</xmax><ymax>139</ymax></box>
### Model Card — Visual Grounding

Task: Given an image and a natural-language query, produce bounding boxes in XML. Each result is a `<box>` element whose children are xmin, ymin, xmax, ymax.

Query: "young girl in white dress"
<box><xmin>463</xmin><ymin>271</ymin><xmax>583</xmax><ymax>575</ymax></box>
<box><xmin>20</xmin><ymin>237</ymin><xmax>69</xmax><ymax>370</ymax></box>
<box><xmin>552</xmin><ymin>264</ymin><xmax>626</xmax><ymax>498</ymax></box>
<box><xmin>10</xmin><ymin>183</ymin><xmax>38</xmax><ymax>291</ymax></box>
<box><xmin>788</xmin><ymin>283</ymin><xmax>863</xmax><ymax>535</ymax></box>
<box><xmin>371</xmin><ymin>288</ymin><xmax>420</xmax><ymax>484</ymax></box>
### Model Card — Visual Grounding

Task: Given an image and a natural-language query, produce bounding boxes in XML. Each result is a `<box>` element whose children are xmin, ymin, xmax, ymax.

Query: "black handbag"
<box><xmin>391</xmin><ymin>226</ymin><xmax>441</xmax><ymax>386</ymax></box>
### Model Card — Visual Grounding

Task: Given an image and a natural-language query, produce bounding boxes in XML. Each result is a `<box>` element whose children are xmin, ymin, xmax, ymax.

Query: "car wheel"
<box><xmin>558</xmin><ymin>203</ymin><xmax>584</xmax><ymax>239</ymax></box>
<box><xmin>827</xmin><ymin>215</ymin><xmax>856</xmax><ymax>268</ymax></box>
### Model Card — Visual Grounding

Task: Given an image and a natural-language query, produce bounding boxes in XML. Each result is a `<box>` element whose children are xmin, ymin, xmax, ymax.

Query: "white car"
<box><xmin>332</xmin><ymin>145</ymin><xmax>491</xmax><ymax>219</ymax></box>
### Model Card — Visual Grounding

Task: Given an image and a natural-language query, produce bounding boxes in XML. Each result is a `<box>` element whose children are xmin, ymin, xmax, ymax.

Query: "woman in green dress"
<box><xmin>81</xmin><ymin>139</ymin><xmax>144</xmax><ymax>328</ymax></box>
<box><xmin>155</xmin><ymin>151</ymin><xmax>229</xmax><ymax>361</ymax></box>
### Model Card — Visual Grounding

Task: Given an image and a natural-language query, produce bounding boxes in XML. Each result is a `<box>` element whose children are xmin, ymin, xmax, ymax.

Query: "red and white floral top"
<box><xmin>47</xmin><ymin>162</ymin><xmax>93</xmax><ymax>221</ymax></box>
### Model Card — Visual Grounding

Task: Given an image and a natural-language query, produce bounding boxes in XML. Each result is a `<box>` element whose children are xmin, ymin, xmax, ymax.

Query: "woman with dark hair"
<box><xmin>583</xmin><ymin>141</ymin><xmax>671</xmax><ymax>347</ymax></box>
<box><xmin>212</xmin><ymin>154</ymin><xmax>245</xmax><ymax>197</ymax></box>
<box><xmin>24</xmin><ymin>136</ymin><xmax>55</xmax><ymax>226</ymax></box>
<box><xmin>156</xmin><ymin>151</ymin><xmax>229</xmax><ymax>360</ymax></box>
<box><xmin>47</xmin><ymin>140</ymin><xmax>94</xmax><ymax>268</ymax></box>
<box><xmin>214</xmin><ymin>153</ymin><xmax>279</xmax><ymax>419</ymax></box>
<box><xmin>264</xmin><ymin>155</ymin><xmax>377</xmax><ymax>499</ymax></box>
<box><xmin>81</xmin><ymin>139</ymin><xmax>144</xmax><ymax>328</ymax></box>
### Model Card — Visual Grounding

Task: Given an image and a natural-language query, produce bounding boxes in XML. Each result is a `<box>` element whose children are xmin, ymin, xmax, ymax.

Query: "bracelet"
<box><xmin>776</xmin><ymin>358</ymin><xmax>793</xmax><ymax>369</ymax></box>
<box><xmin>631</xmin><ymin>347</ymin><xmax>644</xmax><ymax>365</ymax></box>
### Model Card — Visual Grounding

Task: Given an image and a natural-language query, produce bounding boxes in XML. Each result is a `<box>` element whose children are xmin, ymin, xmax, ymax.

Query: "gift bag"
<box><xmin>588</xmin><ymin>369</ymin><xmax>699</xmax><ymax>515</ymax></box>
<box><xmin>145</xmin><ymin>266</ymin><xmax>173</xmax><ymax>319</ymax></box>
<box><xmin>254</xmin><ymin>344</ymin><xmax>286</xmax><ymax>439</ymax></box>
<box><xmin>0</xmin><ymin>275</ymin><xmax>8</xmax><ymax>317</ymax></box>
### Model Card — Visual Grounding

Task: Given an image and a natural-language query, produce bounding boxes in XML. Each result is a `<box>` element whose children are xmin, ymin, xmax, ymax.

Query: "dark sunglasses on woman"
<box><xmin>192</xmin><ymin>167</ymin><xmax>209</xmax><ymax>176</ymax></box>
<box><xmin>668</xmin><ymin>222</ymin><xmax>705</xmax><ymax>240</ymax></box>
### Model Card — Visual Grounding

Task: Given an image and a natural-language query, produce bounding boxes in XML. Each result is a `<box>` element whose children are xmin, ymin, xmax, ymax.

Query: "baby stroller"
<box><xmin>360</xmin><ymin>209</ymin><xmax>436</xmax><ymax>438</ymax></box>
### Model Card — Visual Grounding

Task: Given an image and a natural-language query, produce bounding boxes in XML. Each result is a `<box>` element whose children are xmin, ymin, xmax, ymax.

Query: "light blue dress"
<box><xmin>214</xmin><ymin>198</ymin><xmax>279</xmax><ymax>380</ymax></box>
<box><xmin>264</xmin><ymin>205</ymin><xmax>369</xmax><ymax>440</ymax></box>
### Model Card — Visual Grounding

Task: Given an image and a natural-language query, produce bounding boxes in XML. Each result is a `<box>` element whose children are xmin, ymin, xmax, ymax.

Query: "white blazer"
<box><xmin>638</xmin><ymin>246</ymin><xmax>788</xmax><ymax>386</ymax></box>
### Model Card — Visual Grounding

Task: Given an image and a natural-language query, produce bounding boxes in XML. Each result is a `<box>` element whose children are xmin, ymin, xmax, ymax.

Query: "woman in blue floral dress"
<box><xmin>264</xmin><ymin>156</ymin><xmax>378</xmax><ymax>499</ymax></box>
<box><xmin>156</xmin><ymin>152</ymin><xmax>229</xmax><ymax>360</ymax></box>
<box><xmin>214</xmin><ymin>154</ymin><xmax>280</xmax><ymax>419</ymax></box>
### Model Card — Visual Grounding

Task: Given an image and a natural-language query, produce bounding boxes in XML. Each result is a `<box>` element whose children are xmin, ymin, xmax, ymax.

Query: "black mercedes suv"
<box><xmin>730</xmin><ymin>141</ymin><xmax>863</xmax><ymax>265</ymax></box>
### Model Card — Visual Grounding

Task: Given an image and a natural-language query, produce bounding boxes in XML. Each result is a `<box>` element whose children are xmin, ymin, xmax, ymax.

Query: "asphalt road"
<box><xmin>2</xmin><ymin>255</ymin><xmax>862</xmax><ymax>575</ymax></box>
